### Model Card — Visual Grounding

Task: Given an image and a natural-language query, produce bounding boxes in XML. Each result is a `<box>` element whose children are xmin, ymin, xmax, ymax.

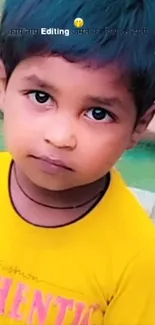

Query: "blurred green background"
<box><xmin>117</xmin><ymin>142</ymin><xmax>155</xmax><ymax>192</ymax></box>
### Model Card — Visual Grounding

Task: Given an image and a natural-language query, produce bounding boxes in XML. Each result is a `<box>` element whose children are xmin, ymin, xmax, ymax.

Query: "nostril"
<box><xmin>44</xmin><ymin>138</ymin><xmax>50</xmax><ymax>144</ymax></box>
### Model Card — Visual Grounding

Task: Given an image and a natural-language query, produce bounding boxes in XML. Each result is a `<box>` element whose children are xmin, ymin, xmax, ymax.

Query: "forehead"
<box><xmin>11</xmin><ymin>56</ymin><xmax>129</xmax><ymax>91</ymax></box>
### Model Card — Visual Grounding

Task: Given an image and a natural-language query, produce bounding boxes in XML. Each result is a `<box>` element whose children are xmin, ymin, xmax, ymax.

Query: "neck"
<box><xmin>13</xmin><ymin>163</ymin><xmax>109</xmax><ymax>209</ymax></box>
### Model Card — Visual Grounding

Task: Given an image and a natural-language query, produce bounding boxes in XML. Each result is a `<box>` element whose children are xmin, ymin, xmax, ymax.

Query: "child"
<box><xmin>0</xmin><ymin>0</ymin><xmax>155</xmax><ymax>324</ymax></box>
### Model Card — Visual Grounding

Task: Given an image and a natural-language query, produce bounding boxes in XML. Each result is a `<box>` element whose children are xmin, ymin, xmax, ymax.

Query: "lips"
<box><xmin>30</xmin><ymin>155</ymin><xmax>73</xmax><ymax>171</ymax></box>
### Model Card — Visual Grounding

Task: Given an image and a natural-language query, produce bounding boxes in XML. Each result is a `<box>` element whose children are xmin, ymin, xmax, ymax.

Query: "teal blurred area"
<box><xmin>116</xmin><ymin>141</ymin><xmax>155</xmax><ymax>192</ymax></box>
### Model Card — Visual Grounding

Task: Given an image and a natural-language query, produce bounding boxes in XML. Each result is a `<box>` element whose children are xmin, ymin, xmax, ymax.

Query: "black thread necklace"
<box><xmin>13</xmin><ymin>164</ymin><xmax>104</xmax><ymax>210</ymax></box>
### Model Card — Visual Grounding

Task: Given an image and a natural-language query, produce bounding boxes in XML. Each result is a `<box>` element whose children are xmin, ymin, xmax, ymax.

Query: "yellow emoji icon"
<box><xmin>74</xmin><ymin>18</ymin><xmax>84</xmax><ymax>28</ymax></box>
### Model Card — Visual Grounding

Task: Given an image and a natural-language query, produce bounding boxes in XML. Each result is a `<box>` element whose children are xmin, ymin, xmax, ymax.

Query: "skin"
<box><xmin>142</xmin><ymin>117</ymin><xmax>155</xmax><ymax>141</ymax></box>
<box><xmin>0</xmin><ymin>56</ymin><xmax>154</xmax><ymax>226</ymax></box>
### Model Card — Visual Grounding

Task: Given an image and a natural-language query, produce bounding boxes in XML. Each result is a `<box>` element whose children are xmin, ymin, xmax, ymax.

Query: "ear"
<box><xmin>127</xmin><ymin>104</ymin><xmax>155</xmax><ymax>149</ymax></box>
<box><xmin>0</xmin><ymin>60</ymin><xmax>7</xmax><ymax>111</ymax></box>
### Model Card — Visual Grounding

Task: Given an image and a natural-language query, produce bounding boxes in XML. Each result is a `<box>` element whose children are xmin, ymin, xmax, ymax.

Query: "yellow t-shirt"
<box><xmin>0</xmin><ymin>152</ymin><xmax>155</xmax><ymax>325</ymax></box>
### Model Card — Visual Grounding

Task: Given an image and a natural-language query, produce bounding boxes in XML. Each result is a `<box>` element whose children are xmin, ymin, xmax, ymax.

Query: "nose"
<box><xmin>44</xmin><ymin>115</ymin><xmax>77</xmax><ymax>150</ymax></box>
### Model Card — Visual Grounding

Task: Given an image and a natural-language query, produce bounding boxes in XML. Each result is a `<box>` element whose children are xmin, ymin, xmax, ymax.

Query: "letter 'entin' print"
<box><xmin>0</xmin><ymin>276</ymin><xmax>101</xmax><ymax>324</ymax></box>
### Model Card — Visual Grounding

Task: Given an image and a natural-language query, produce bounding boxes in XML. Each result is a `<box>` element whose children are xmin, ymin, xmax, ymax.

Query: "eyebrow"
<box><xmin>85</xmin><ymin>95</ymin><xmax>124</xmax><ymax>109</ymax></box>
<box><xmin>22</xmin><ymin>74</ymin><xmax>124</xmax><ymax>108</ymax></box>
<box><xmin>22</xmin><ymin>74</ymin><xmax>60</xmax><ymax>93</ymax></box>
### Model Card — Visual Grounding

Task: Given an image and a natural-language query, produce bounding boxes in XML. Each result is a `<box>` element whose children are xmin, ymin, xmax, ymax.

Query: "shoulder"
<box><xmin>108</xmin><ymin>169</ymin><xmax>150</xmax><ymax>220</ymax></box>
<box><xmin>110</xmin><ymin>168</ymin><xmax>153</xmax><ymax>222</ymax></box>
<box><xmin>104</xmin><ymin>168</ymin><xmax>155</xmax><ymax>255</ymax></box>
<box><xmin>0</xmin><ymin>151</ymin><xmax>12</xmax><ymax>176</ymax></box>
<box><xmin>117</xmin><ymin>241</ymin><xmax>155</xmax><ymax>301</ymax></box>
<box><xmin>0</xmin><ymin>151</ymin><xmax>11</xmax><ymax>164</ymax></box>
<box><xmin>103</xmin><ymin>242</ymin><xmax>155</xmax><ymax>325</ymax></box>
<box><xmin>130</xmin><ymin>240</ymin><xmax>155</xmax><ymax>274</ymax></box>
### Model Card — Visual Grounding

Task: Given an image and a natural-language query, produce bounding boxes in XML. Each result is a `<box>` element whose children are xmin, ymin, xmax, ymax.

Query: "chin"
<box><xmin>31</xmin><ymin>177</ymin><xmax>75</xmax><ymax>191</ymax></box>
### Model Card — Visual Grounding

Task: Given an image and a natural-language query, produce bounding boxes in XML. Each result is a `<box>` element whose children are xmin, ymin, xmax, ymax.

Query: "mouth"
<box><xmin>29</xmin><ymin>155</ymin><xmax>74</xmax><ymax>172</ymax></box>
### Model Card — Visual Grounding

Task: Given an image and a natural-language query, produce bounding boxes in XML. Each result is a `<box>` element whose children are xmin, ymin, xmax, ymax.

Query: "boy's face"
<box><xmin>0</xmin><ymin>56</ymin><xmax>152</xmax><ymax>190</ymax></box>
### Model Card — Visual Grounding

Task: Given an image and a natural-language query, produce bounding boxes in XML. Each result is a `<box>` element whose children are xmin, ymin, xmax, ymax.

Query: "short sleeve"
<box><xmin>104</xmin><ymin>242</ymin><xmax>155</xmax><ymax>325</ymax></box>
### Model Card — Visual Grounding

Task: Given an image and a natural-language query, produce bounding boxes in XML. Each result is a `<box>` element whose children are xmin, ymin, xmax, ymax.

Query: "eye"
<box><xmin>85</xmin><ymin>107</ymin><xmax>113</xmax><ymax>122</ymax></box>
<box><xmin>27</xmin><ymin>91</ymin><xmax>53</xmax><ymax>105</ymax></box>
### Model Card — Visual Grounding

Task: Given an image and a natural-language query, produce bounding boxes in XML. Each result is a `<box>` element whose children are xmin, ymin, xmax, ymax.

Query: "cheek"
<box><xmin>3</xmin><ymin>94</ymin><xmax>35</xmax><ymax>154</ymax></box>
<box><xmin>78</xmin><ymin>126</ymin><xmax>131</xmax><ymax>176</ymax></box>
